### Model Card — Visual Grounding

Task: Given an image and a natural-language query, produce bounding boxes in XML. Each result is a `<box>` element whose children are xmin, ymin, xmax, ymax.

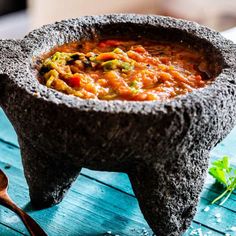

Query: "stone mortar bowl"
<box><xmin>0</xmin><ymin>14</ymin><xmax>236</xmax><ymax>236</ymax></box>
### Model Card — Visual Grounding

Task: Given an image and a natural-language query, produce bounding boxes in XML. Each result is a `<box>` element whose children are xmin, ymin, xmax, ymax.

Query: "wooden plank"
<box><xmin>0</xmin><ymin>161</ymin><xmax>153</xmax><ymax>236</ymax></box>
<box><xmin>0</xmin><ymin>138</ymin><xmax>234</xmax><ymax>235</ymax></box>
<box><xmin>188</xmin><ymin>222</ymin><xmax>224</xmax><ymax>235</ymax></box>
<box><xmin>194</xmin><ymin>197</ymin><xmax>236</xmax><ymax>234</ymax></box>
<box><xmin>1</xmin><ymin>107</ymin><xmax>236</xmax><ymax>195</ymax></box>
<box><xmin>0</xmin><ymin>222</ymin><xmax>26</xmax><ymax>236</ymax></box>
<box><xmin>0</xmin><ymin>157</ymin><xmax>227</xmax><ymax>236</ymax></box>
<box><xmin>201</xmin><ymin>188</ymin><xmax>236</xmax><ymax>212</ymax></box>
<box><xmin>1</xmin><ymin>136</ymin><xmax>235</xmax><ymax>204</ymax></box>
<box><xmin>204</xmin><ymin>175</ymin><xmax>236</xmax><ymax>200</ymax></box>
<box><xmin>1</xmin><ymin>105</ymin><xmax>236</xmax><ymax>185</ymax></box>
<box><xmin>210</xmin><ymin>128</ymin><xmax>236</xmax><ymax>160</ymax></box>
<box><xmin>0</xmin><ymin>109</ymin><xmax>17</xmax><ymax>145</ymax></box>
<box><xmin>1</xmin><ymin>109</ymin><xmax>236</xmax><ymax>235</ymax></box>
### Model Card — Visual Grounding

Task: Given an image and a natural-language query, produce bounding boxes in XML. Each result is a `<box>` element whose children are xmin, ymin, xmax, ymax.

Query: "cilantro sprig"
<box><xmin>209</xmin><ymin>156</ymin><xmax>236</xmax><ymax>205</ymax></box>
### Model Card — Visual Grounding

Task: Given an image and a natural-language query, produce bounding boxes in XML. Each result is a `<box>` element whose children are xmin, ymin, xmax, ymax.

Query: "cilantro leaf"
<box><xmin>209</xmin><ymin>167</ymin><xmax>227</xmax><ymax>186</ymax></box>
<box><xmin>209</xmin><ymin>156</ymin><xmax>236</xmax><ymax>205</ymax></box>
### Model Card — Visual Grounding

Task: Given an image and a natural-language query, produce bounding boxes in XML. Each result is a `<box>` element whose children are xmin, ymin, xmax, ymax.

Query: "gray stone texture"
<box><xmin>0</xmin><ymin>14</ymin><xmax>236</xmax><ymax>236</ymax></box>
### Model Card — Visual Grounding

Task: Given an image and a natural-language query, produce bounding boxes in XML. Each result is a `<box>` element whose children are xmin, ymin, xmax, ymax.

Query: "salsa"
<box><xmin>38</xmin><ymin>39</ymin><xmax>212</xmax><ymax>101</ymax></box>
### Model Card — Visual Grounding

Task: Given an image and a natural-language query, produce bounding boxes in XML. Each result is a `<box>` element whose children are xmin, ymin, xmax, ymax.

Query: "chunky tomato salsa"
<box><xmin>38</xmin><ymin>39</ymin><xmax>212</xmax><ymax>101</ymax></box>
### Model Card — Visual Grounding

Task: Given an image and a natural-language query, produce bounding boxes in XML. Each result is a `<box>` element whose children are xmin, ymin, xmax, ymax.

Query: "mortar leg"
<box><xmin>19</xmin><ymin>139</ymin><xmax>81</xmax><ymax>209</ymax></box>
<box><xmin>129</xmin><ymin>157</ymin><xmax>207</xmax><ymax>236</ymax></box>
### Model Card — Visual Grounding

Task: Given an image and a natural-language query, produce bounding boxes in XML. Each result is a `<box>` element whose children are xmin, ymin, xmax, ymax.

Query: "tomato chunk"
<box><xmin>69</xmin><ymin>75</ymin><xmax>81</xmax><ymax>87</ymax></box>
<box><xmin>99</xmin><ymin>40</ymin><xmax>123</xmax><ymax>48</ymax></box>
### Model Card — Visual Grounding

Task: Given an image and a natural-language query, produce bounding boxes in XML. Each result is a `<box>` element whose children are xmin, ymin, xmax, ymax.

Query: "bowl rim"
<box><xmin>2</xmin><ymin>13</ymin><xmax>236</xmax><ymax>114</ymax></box>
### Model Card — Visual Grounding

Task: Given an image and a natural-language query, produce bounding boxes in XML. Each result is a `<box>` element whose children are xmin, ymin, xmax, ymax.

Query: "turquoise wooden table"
<box><xmin>0</xmin><ymin>30</ymin><xmax>236</xmax><ymax>236</ymax></box>
<box><xmin>0</xmin><ymin>108</ymin><xmax>236</xmax><ymax>236</ymax></box>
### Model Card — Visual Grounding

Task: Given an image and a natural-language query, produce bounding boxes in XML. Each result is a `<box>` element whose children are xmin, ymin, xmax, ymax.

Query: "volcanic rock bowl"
<box><xmin>0</xmin><ymin>14</ymin><xmax>236</xmax><ymax>236</ymax></box>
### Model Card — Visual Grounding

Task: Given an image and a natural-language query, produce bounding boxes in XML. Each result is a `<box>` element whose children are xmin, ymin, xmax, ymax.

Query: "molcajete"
<box><xmin>0</xmin><ymin>14</ymin><xmax>236</xmax><ymax>236</ymax></box>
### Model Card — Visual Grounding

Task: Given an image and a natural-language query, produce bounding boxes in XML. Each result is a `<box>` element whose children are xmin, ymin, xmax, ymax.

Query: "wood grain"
<box><xmin>0</xmin><ymin>108</ymin><xmax>236</xmax><ymax>235</ymax></box>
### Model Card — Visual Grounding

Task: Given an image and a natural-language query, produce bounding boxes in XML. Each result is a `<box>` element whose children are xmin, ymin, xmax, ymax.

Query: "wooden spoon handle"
<box><xmin>0</xmin><ymin>196</ymin><xmax>47</xmax><ymax>236</ymax></box>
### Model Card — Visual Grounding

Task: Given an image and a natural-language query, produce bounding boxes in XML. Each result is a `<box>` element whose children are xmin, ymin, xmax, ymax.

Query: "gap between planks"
<box><xmin>0</xmin><ymin>221</ymin><xmax>27</xmax><ymax>236</ymax></box>
<box><xmin>0</xmin><ymin>136</ymin><xmax>236</xmax><ymax>202</ymax></box>
<box><xmin>0</xmin><ymin>139</ymin><xmax>235</xmax><ymax>235</ymax></box>
<box><xmin>1</xmin><ymin>110</ymin><xmax>236</xmax><ymax>235</ymax></box>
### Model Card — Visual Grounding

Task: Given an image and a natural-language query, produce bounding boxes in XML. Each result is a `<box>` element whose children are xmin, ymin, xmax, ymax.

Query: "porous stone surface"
<box><xmin>0</xmin><ymin>14</ymin><xmax>236</xmax><ymax>236</ymax></box>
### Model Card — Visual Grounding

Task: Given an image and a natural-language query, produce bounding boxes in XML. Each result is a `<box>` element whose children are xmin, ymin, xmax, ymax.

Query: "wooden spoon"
<box><xmin>0</xmin><ymin>169</ymin><xmax>47</xmax><ymax>236</ymax></box>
